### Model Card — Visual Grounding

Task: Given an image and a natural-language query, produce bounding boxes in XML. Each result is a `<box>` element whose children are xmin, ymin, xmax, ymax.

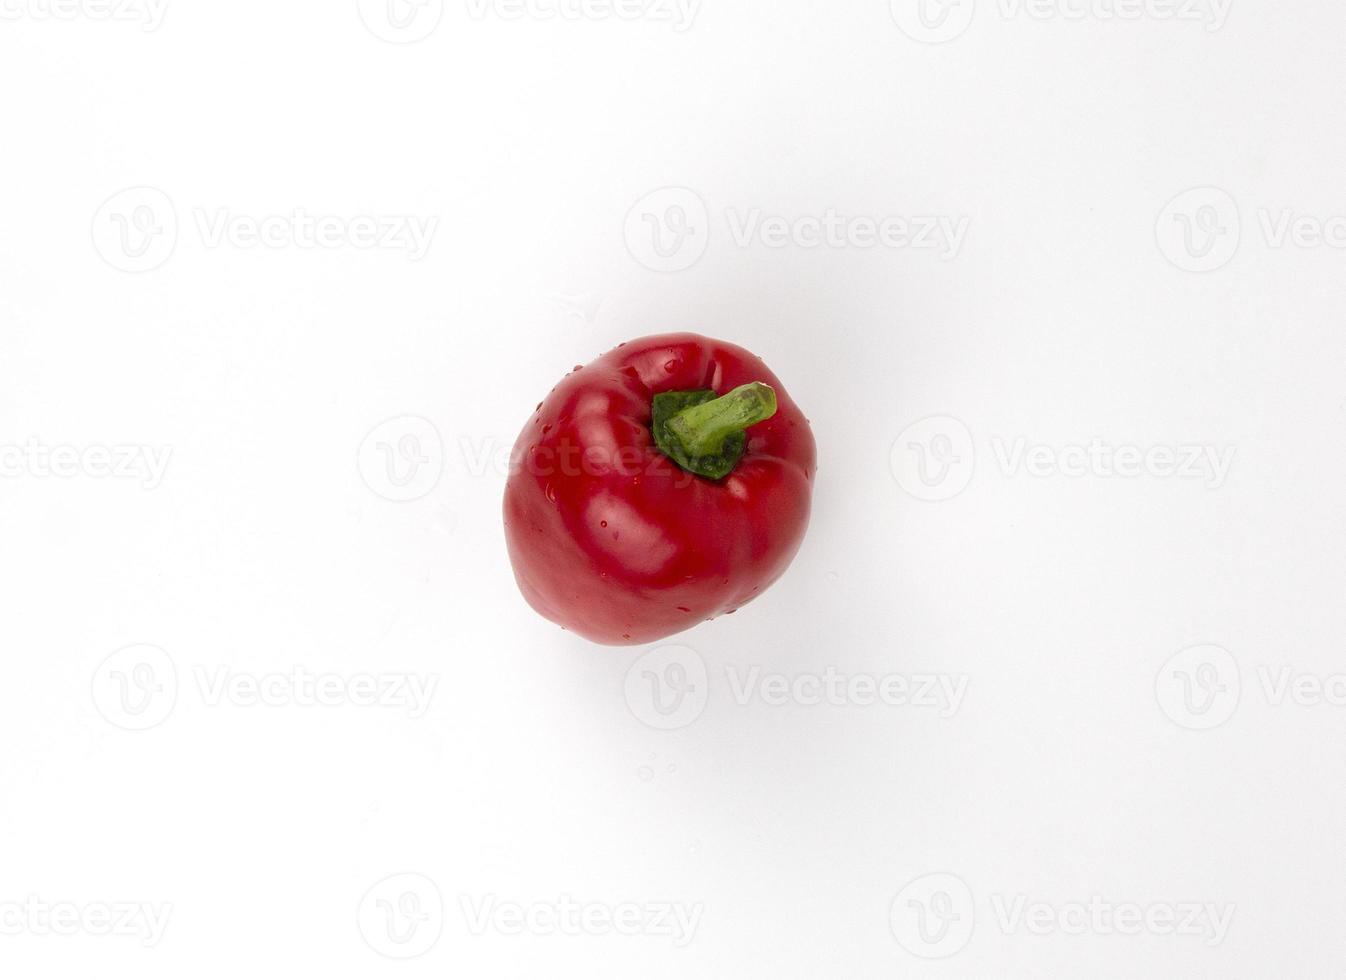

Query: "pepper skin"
<box><xmin>503</xmin><ymin>333</ymin><xmax>816</xmax><ymax>646</ymax></box>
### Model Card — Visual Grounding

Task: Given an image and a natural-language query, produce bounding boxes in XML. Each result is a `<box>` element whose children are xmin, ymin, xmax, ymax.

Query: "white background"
<box><xmin>2</xmin><ymin>0</ymin><xmax>1344</xmax><ymax>976</ymax></box>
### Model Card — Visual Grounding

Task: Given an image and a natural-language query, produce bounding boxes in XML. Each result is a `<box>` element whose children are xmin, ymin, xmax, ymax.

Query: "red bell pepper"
<box><xmin>503</xmin><ymin>333</ymin><xmax>816</xmax><ymax>645</ymax></box>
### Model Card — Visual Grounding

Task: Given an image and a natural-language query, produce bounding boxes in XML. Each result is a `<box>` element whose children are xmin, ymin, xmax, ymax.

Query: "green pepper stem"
<box><xmin>665</xmin><ymin>382</ymin><xmax>777</xmax><ymax>458</ymax></box>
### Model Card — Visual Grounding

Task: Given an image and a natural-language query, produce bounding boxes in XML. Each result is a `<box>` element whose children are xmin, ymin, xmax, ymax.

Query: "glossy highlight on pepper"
<box><xmin>503</xmin><ymin>333</ymin><xmax>816</xmax><ymax>646</ymax></box>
